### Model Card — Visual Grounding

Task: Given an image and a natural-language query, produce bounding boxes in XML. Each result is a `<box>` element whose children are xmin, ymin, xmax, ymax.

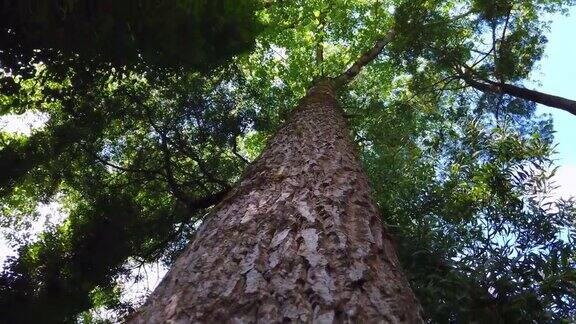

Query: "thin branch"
<box><xmin>87</xmin><ymin>149</ymin><xmax>162</xmax><ymax>177</ymax></box>
<box><xmin>470</xmin><ymin>48</ymin><xmax>491</xmax><ymax>56</ymax></box>
<box><xmin>171</xmin><ymin>130</ymin><xmax>232</xmax><ymax>189</ymax></box>
<box><xmin>232</xmin><ymin>136</ymin><xmax>250</xmax><ymax>164</ymax></box>
<box><xmin>315</xmin><ymin>10</ymin><xmax>326</xmax><ymax>67</ymax></box>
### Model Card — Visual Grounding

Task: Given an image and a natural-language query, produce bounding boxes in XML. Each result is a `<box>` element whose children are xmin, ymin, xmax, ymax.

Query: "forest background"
<box><xmin>0</xmin><ymin>0</ymin><xmax>575</xmax><ymax>322</ymax></box>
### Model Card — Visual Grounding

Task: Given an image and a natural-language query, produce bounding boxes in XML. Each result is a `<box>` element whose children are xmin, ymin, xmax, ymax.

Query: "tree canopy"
<box><xmin>0</xmin><ymin>0</ymin><xmax>575</xmax><ymax>322</ymax></box>
<box><xmin>0</xmin><ymin>0</ymin><xmax>261</xmax><ymax>75</ymax></box>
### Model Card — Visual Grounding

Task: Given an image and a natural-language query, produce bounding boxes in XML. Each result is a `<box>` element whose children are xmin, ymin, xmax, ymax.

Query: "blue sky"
<box><xmin>533</xmin><ymin>7</ymin><xmax>576</xmax><ymax>198</ymax></box>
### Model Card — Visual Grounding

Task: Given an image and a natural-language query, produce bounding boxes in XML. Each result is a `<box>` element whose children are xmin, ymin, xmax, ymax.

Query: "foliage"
<box><xmin>0</xmin><ymin>3</ymin><xmax>262</xmax><ymax>319</ymax></box>
<box><xmin>0</xmin><ymin>66</ymin><xmax>257</xmax><ymax>322</ymax></box>
<box><xmin>0</xmin><ymin>0</ymin><xmax>575</xmax><ymax>322</ymax></box>
<box><xmin>0</xmin><ymin>0</ymin><xmax>262</xmax><ymax>76</ymax></box>
<box><xmin>358</xmin><ymin>92</ymin><xmax>576</xmax><ymax>321</ymax></box>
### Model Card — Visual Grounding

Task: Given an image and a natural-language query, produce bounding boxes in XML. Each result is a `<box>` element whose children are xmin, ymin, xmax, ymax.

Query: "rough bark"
<box><xmin>463</xmin><ymin>76</ymin><xmax>576</xmax><ymax>116</ymax></box>
<box><xmin>127</xmin><ymin>79</ymin><xmax>423</xmax><ymax>323</ymax></box>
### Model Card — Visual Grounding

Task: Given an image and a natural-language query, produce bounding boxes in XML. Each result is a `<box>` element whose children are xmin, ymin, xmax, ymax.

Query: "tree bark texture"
<box><xmin>127</xmin><ymin>79</ymin><xmax>423</xmax><ymax>323</ymax></box>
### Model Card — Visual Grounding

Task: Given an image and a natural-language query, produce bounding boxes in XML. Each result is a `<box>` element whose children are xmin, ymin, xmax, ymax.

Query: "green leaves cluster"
<box><xmin>0</xmin><ymin>65</ymin><xmax>264</xmax><ymax>322</ymax></box>
<box><xmin>0</xmin><ymin>4</ymin><xmax>263</xmax><ymax>320</ymax></box>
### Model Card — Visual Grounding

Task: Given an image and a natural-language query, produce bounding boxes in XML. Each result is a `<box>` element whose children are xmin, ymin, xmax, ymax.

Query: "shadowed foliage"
<box><xmin>0</xmin><ymin>0</ymin><xmax>262</xmax><ymax>76</ymax></box>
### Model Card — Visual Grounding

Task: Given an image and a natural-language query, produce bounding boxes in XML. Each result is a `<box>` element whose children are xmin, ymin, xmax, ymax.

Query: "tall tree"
<box><xmin>1</xmin><ymin>0</ymin><xmax>575</xmax><ymax>322</ymax></box>
<box><xmin>128</xmin><ymin>0</ymin><xmax>576</xmax><ymax>317</ymax></box>
<box><xmin>128</xmin><ymin>48</ymin><xmax>424</xmax><ymax>322</ymax></box>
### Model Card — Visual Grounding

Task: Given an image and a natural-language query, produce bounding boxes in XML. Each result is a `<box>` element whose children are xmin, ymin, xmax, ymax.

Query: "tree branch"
<box><xmin>334</xmin><ymin>29</ymin><xmax>395</xmax><ymax>87</ymax></box>
<box><xmin>232</xmin><ymin>137</ymin><xmax>250</xmax><ymax>164</ymax></box>
<box><xmin>315</xmin><ymin>10</ymin><xmax>327</xmax><ymax>68</ymax></box>
<box><xmin>462</xmin><ymin>74</ymin><xmax>576</xmax><ymax>116</ymax></box>
<box><xmin>87</xmin><ymin>149</ymin><xmax>162</xmax><ymax>178</ymax></box>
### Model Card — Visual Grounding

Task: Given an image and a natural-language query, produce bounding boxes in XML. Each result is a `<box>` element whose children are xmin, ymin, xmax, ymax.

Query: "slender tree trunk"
<box><xmin>127</xmin><ymin>79</ymin><xmax>423</xmax><ymax>323</ymax></box>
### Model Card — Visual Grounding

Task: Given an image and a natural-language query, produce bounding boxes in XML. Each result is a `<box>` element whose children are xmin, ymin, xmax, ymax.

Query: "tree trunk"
<box><xmin>127</xmin><ymin>79</ymin><xmax>423</xmax><ymax>323</ymax></box>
